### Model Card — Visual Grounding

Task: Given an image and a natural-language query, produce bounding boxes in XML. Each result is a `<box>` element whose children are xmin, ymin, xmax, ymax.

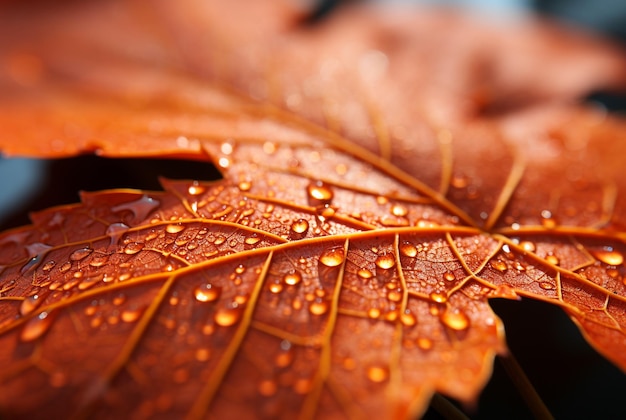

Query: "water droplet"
<box><xmin>269</xmin><ymin>282</ymin><xmax>283</xmax><ymax>294</ymax></box>
<box><xmin>166</xmin><ymin>224</ymin><xmax>185</xmax><ymax>234</ymax></box>
<box><xmin>124</xmin><ymin>242</ymin><xmax>145</xmax><ymax>255</ymax></box>
<box><xmin>366</xmin><ymin>365</ymin><xmax>389</xmax><ymax>383</ymax></box>
<box><xmin>539</xmin><ymin>282</ymin><xmax>554</xmax><ymax>290</ymax></box>
<box><xmin>258</xmin><ymin>379</ymin><xmax>277</xmax><ymax>397</ymax></box>
<box><xmin>400</xmin><ymin>311</ymin><xmax>417</xmax><ymax>326</ymax></box>
<box><xmin>417</xmin><ymin>337</ymin><xmax>433</xmax><ymax>351</ymax></box>
<box><xmin>368</xmin><ymin>308</ymin><xmax>381</xmax><ymax>319</ymax></box>
<box><xmin>387</xmin><ymin>290</ymin><xmax>402</xmax><ymax>302</ymax></box>
<box><xmin>306</xmin><ymin>181</ymin><xmax>334</xmax><ymax>207</ymax></box>
<box><xmin>283</xmin><ymin>271</ymin><xmax>302</xmax><ymax>286</ymax></box>
<box><xmin>238</xmin><ymin>181</ymin><xmax>252</xmax><ymax>191</ymax></box>
<box><xmin>214</xmin><ymin>306</ymin><xmax>242</xmax><ymax>327</ymax></box>
<box><xmin>214</xmin><ymin>235</ymin><xmax>226</xmax><ymax>246</ymax></box>
<box><xmin>440</xmin><ymin>308</ymin><xmax>470</xmax><ymax>331</ymax></box>
<box><xmin>70</xmin><ymin>247</ymin><xmax>92</xmax><ymax>261</ymax></box>
<box><xmin>451</xmin><ymin>174</ymin><xmax>469</xmax><ymax>188</ymax></box>
<box><xmin>20</xmin><ymin>294</ymin><xmax>42</xmax><ymax>316</ymax></box>
<box><xmin>546</xmin><ymin>254</ymin><xmax>560</xmax><ymax>266</ymax></box>
<box><xmin>42</xmin><ymin>261</ymin><xmax>56</xmax><ymax>272</ymax></box>
<box><xmin>263</xmin><ymin>141</ymin><xmax>277</xmax><ymax>155</ymax></box>
<box><xmin>429</xmin><ymin>292</ymin><xmax>447</xmax><ymax>304</ymax></box>
<box><xmin>399</xmin><ymin>242</ymin><xmax>417</xmax><ymax>258</ymax></box>
<box><xmin>121</xmin><ymin>307</ymin><xmax>144</xmax><ymax>323</ymax></box>
<box><xmin>59</xmin><ymin>262</ymin><xmax>72</xmax><ymax>273</ymax></box>
<box><xmin>20</xmin><ymin>310</ymin><xmax>54</xmax><ymax>342</ymax></box>
<box><xmin>319</xmin><ymin>247</ymin><xmax>345</xmax><ymax>267</ymax></box>
<box><xmin>274</xmin><ymin>348</ymin><xmax>294</xmax><ymax>368</ymax></box>
<box><xmin>245</xmin><ymin>235</ymin><xmax>261</xmax><ymax>245</ymax></box>
<box><xmin>519</xmin><ymin>241</ymin><xmax>535</xmax><ymax>253</ymax></box>
<box><xmin>290</xmin><ymin>219</ymin><xmax>309</xmax><ymax>235</ymax></box>
<box><xmin>592</xmin><ymin>248</ymin><xmax>624</xmax><ymax>266</ymax></box>
<box><xmin>357</xmin><ymin>268</ymin><xmax>373</xmax><ymax>279</ymax></box>
<box><xmin>375</xmin><ymin>254</ymin><xmax>396</xmax><ymax>270</ymax></box>
<box><xmin>293</xmin><ymin>378</ymin><xmax>313</xmax><ymax>395</ymax></box>
<box><xmin>188</xmin><ymin>182</ymin><xmax>206</xmax><ymax>196</ymax></box>
<box><xmin>195</xmin><ymin>348</ymin><xmax>211</xmax><ymax>362</ymax></box>
<box><xmin>112</xmin><ymin>195</ymin><xmax>159</xmax><ymax>221</ymax></box>
<box><xmin>113</xmin><ymin>294</ymin><xmax>126</xmax><ymax>306</ymax></box>
<box><xmin>443</xmin><ymin>272</ymin><xmax>456</xmax><ymax>282</ymax></box>
<box><xmin>309</xmin><ymin>300</ymin><xmax>329</xmax><ymax>315</ymax></box>
<box><xmin>390</xmin><ymin>204</ymin><xmax>408</xmax><ymax>217</ymax></box>
<box><xmin>194</xmin><ymin>284</ymin><xmax>221</xmax><ymax>303</ymax></box>
<box><xmin>490</xmin><ymin>259</ymin><xmax>508</xmax><ymax>272</ymax></box>
<box><xmin>540</xmin><ymin>210</ymin><xmax>556</xmax><ymax>228</ymax></box>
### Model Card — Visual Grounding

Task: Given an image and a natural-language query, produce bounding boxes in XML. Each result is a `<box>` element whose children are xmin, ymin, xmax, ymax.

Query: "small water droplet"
<box><xmin>238</xmin><ymin>181</ymin><xmax>252</xmax><ymax>191</ymax></box>
<box><xmin>194</xmin><ymin>284</ymin><xmax>221</xmax><ymax>303</ymax></box>
<box><xmin>214</xmin><ymin>305</ymin><xmax>242</xmax><ymax>327</ymax></box>
<box><xmin>375</xmin><ymin>254</ymin><xmax>396</xmax><ymax>270</ymax></box>
<box><xmin>42</xmin><ymin>260</ymin><xmax>56</xmax><ymax>272</ymax></box>
<box><xmin>490</xmin><ymin>259</ymin><xmax>508</xmax><ymax>272</ymax></box>
<box><xmin>387</xmin><ymin>290</ymin><xmax>402</xmax><ymax>302</ymax></box>
<box><xmin>366</xmin><ymin>365</ymin><xmax>389</xmax><ymax>383</ymax></box>
<box><xmin>399</xmin><ymin>242</ymin><xmax>417</xmax><ymax>258</ymax></box>
<box><xmin>293</xmin><ymin>378</ymin><xmax>313</xmax><ymax>395</ymax></box>
<box><xmin>429</xmin><ymin>292</ymin><xmax>448</xmax><ymax>304</ymax></box>
<box><xmin>245</xmin><ymin>235</ymin><xmax>261</xmax><ymax>246</ymax></box>
<box><xmin>166</xmin><ymin>224</ymin><xmax>185</xmax><ymax>234</ymax></box>
<box><xmin>263</xmin><ymin>141</ymin><xmax>277</xmax><ymax>155</ymax></box>
<box><xmin>368</xmin><ymin>308</ymin><xmax>381</xmax><ymax>319</ymax></box>
<box><xmin>306</xmin><ymin>181</ymin><xmax>334</xmax><ymax>207</ymax></box>
<box><xmin>20</xmin><ymin>310</ymin><xmax>54</xmax><ymax>342</ymax></box>
<box><xmin>540</xmin><ymin>210</ymin><xmax>556</xmax><ymax>228</ymax></box>
<box><xmin>258</xmin><ymin>379</ymin><xmax>277</xmax><ymax>397</ymax></box>
<box><xmin>195</xmin><ymin>348</ymin><xmax>211</xmax><ymax>362</ymax></box>
<box><xmin>520</xmin><ymin>241</ymin><xmax>536</xmax><ymax>253</ymax></box>
<box><xmin>121</xmin><ymin>307</ymin><xmax>144</xmax><ymax>323</ymax></box>
<box><xmin>214</xmin><ymin>235</ymin><xmax>226</xmax><ymax>246</ymax></box>
<box><xmin>443</xmin><ymin>272</ymin><xmax>456</xmax><ymax>282</ymax></box>
<box><xmin>269</xmin><ymin>282</ymin><xmax>283</xmax><ymax>294</ymax></box>
<box><xmin>451</xmin><ymin>174</ymin><xmax>469</xmax><ymax>189</ymax></box>
<box><xmin>357</xmin><ymin>268</ymin><xmax>373</xmax><ymax>279</ymax></box>
<box><xmin>546</xmin><ymin>254</ymin><xmax>560</xmax><ymax>266</ymax></box>
<box><xmin>440</xmin><ymin>308</ymin><xmax>470</xmax><ymax>331</ymax></box>
<box><xmin>188</xmin><ymin>182</ymin><xmax>206</xmax><ymax>196</ymax></box>
<box><xmin>390</xmin><ymin>204</ymin><xmax>408</xmax><ymax>217</ymax></box>
<box><xmin>592</xmin><ymin>248</ymin><xmax>624</xmax><ymax>266</ymax></box>
<box><xmin>70</xmin><ymin>247</ymin><xmax>92</xmax><ymax>261</ymax></box>
<box><xmin>59</xmin><ymin>262</ymin><xmax>72</xmax><ymax>273</ymax></box>
<box><xmin>20</xmin><ymin>294</ymin><xmax>42</xmax><ymax>316</ymax></box>
<box><xmin>319</xmin><ymin>247</ymin><xmax>345</xmax><ymax>267</ymax></box>
<box><xmin>309</xmin><ymin>300</ymin><xmax>329</xmax><ymax>315</ymax></box>
<box><xmin>283</xmin><ymin>271</ymin><xmax>302</xmax><ymax>286</ymax></box>
<box><xmin>274</xmin><ymin>348</ymin><xmax>294</xmax><ymax>368</ymax></box>
<box><xmin>113</xmin><ymin>294</ymin><xmax>126</xmax><ymax>306</ymax></box>
<box><xmin>400</xmin><ymin>311</ymin><xmax>417</xmax><ymax>326</ymax></box>
<box><xmin>539</xmin><ymin>282</ymin><xmax>554</xmax><ymax>290</ymax></box>
<box><xmin>417</xmin><ymin>337</ymin><xmax>433</xmax><ymax>351</ymax></box>
<box><xmin>124</xmin><ymin>242</ymin><xmax>145</xmax><ymax>255</ymax></box>
<box><xmin>290</xmin><ymin>219</ymin><xmax>309</xmax><ymax>235</ymax></box>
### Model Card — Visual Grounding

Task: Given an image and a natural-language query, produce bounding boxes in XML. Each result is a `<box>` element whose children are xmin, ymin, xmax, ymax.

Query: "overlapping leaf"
<box><xmin>1</xmin><ymin>1</ymin><xmax>626</xmax><ymax>418</ymax></box>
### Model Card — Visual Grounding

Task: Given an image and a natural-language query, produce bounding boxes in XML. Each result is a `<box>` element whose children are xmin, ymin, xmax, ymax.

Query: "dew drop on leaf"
<box><xmin>258</xmin><ymin>379</ymin><xmax>277</xmax><ymax>397</ymax></box>
<box><xmin>214</xmin><ymin>305</ymin><xmax>242</xmax><ymax>327</ymax></box>
<box><xmin>399</xmin><ymin>242</ymin><xmax>417</xmax><ymax>258</ymax></box>
<box><xmin>20</xmin><ymin>310</ymin><xmax>54</xmax><ymax>342</ymax></box>
<box><xmin>123</xmin><ymin>242</ymin><xmax>144</xmax><ymax>255</ymax></box>
<box><xmin>121</xmin><ymin>307</ymin><xmax>144</xmax><ymax>323</ymax></box>
<box><xmin>368</xmin><ymin>308</ymin><xmax>381</xmax><ymax>319</ymax></box>
<box><xmin>290</xmin><ymin>218</ymin><xmax>309</xmax><ymax>235</ymax></box>
<box><xmin>244</xmin><ymin>234</ymin><xmax>261</xmax><ymax>246</ymax></box>
<box><xmin>194</xmin><ymin>284</ymin><xmax>221</xmax><ymax>303</ymax></box>
<box><xmin>357</xmin><ymin>268</ymin><xmax>373</xmax><ymax>279</ymax></box>
<box><xmin>440</xmin><ymin>308</ymin><xmax>470</xmax><ymax>331</ymax></box>
<box><xmin>166</xmin><ymin>224</ymin><xmax>185</xmax><ymax>234</ymax></box>
<box><xmin>400</xmin><ymin>311</ymin><xmax>417</xmax><ymax>326</ymax></box>
<box><xmin>19</xmin><ymin>294</ymin><xmax>42</xmax><ymax>316</ymax></box>
<box><xmin>390</xmin><ymin>203</ymin><xmax>408</xmax><ymax>217</ymax></box>
<box><xmin>490</xmin><ymin>259</ymin><xmax>508</xmax><ymax>272</ymax></box>
<box><xmin>539</xmin><ymin>281</ymin><xmax>554</xmax><ymax>290</ymax></box>
<box><xmin>42</xmin><ymin>260</ymin><xmax>56</xmax><ymax>272</ymax></box>
<box><xmin>375</xmin><ymin>254</ymin><xmax>395</xmax><ymax>270</ymax></box>
<box><xmin>366</xmin><ymin>365</ymin><xmax>389</xmax><ymax>383</ymax></box>
<box><xmin>283</xmin><ymin>271</ymin><xmax>302</xmax><ymax>286</ymax></box>
<box><xmin>417</xmin><ymin>337</ymin><xmax>433</xmax><ymax>351</ymax></box>
<box><xmin>309</xmin><ymin>299</ymin><xmax>329</xmax><ymax>315</ymax></box>
<box><xmin>520</xmin><ymin>241</ymin><xmax>536</xmax><ymax>253</ymax></box>
<box><xmin>546</xmin><ymin>254</ymin><xmax>560</xmax><ymax>265</ymax></box>
<box><xmin>443</xmin><ymin>272</ymin><xmax>456</xmax><ymax>282</ymax></box>
<box><xmin>59</xmin><ymin>262</ymin><xmax>71</xmax><ymax>273</ymax></box>
<box><xmin>69</xmin><ymin>247</ymin><xmax>92</xmax><ymax>261</ymax></box>
<box><xmin>187</xmin><ymin>182</ymin><xmax>205</xmax><ymax>196</ymax></box>
<box><xmin>306</xmin><ymin>180</ymin><xmax>334</xmax><ymax>207</ymax></box>
<box><xmin>238</xmin><ymin>181</ymin><xmax>252</xmax><ymax>191</ymax></box>
<box><xmin>268</xmin><ymin>282</ymin><xmax>283</xmax><ymax>294</ymax></box>
<box><xmin>112</xmin><ymin>294</ymin><xmax>126</xmax><ymax>306</ymax></box>
<box><xmin>592</xmin><ymin>247</ymin><xmax>624</xmax><ymax>266</ymax></box>
<box><xmin>429</xmin><ymin>291</ymin><xmax>447</xmax><ymax>304</ymax></box>
<box><xmin>112</xmin><ymin>195</ymin><xmax>159</xmax><ymax>221</ymax></box>
<box><xmin>387</xmin><ymin>290</ymin><xmax>402</xmax><ymax>302</ymax></box>
<box><xmin>195</xmin><ymin>348</ymin><xmax>211</xmax><ymax>362</ymax></box>
<box><xmin>319</xmin><ymin>247</ymin><xmax>345</xmax><ymax>267</ymax></box>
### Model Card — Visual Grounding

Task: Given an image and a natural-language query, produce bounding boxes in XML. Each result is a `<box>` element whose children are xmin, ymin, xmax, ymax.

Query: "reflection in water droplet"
<box><xmin>387</xmin><ymin>290</ymin><xmax>402</xmax><ymax>302</ymax></box>
<box><xmin>166</xmin><ymin>224</ymin><xmax>185</xmax><ymax>234</ymax></box>
<box><xmin>20</xmin><ymin>311</ymin><xmax>54</xmax><ymax>342</ymax></box>
<box><xmin>278</xmin><ymin>271</ymin><xmax>300</xmax><ymax>288</ymax></box>
<box><xmin>368</xmin><ymin>308</ymin><xmax>381</xmax><ymax>319</ymax></box>
<box><xmin>20</xmin><ymin>294</ymin><xmax>42</xmax><ymax>316</ymax></box>
<box><xmin>367</xmin><ymin>365</ymin><xmax>389</xmax><ymax>383</ymax></box>
<box><xmin>400</xmin><ymin>311</ymin><xmax>417</xmax><ymax>326</ymax></box>
<box><xmin>269</xmin><ymin>282</ymin><xmax>283</xmax><ymax>294</ymax></box>
<box><xmin>319</xmin><ymin>248</ymin><xmax>345</xmax><ymax>267</ymax></box>
<box><xmin>357</xmin><ymin>268</ymin><xmax>373</xmax><ymax>279</ymax></box>
<box><xmin>309</xmin><ymin>300</ymin><xmax>329</xmax><ymax>315</ymax></box>
<box><xmin>42</xmin><ymin>261</ymin><xmax>56</xmax><ymax>272</ymax></box>
<box><xmin>520</xmin><ymin>241</ymin><xmax>536</xmax><ymax>253</ymax></box>
<box><xmin>375</xmin><ymin>254</ymin><xmax>395</xmax><ymax>270</ymax></box>
<box><xmin>194</xmin><ymin>284</ymin><xmax>221</xmax><ymax>302</ymax></box>
<box><xmin>429</xmin><ymin>292</ymin><xmax>447</xmax><ymax>304</ymax></box>
<box><xmin>391</xmin><ymin>204</ymin><xmax>408</xmax><ymax>217</ymax></box>
<box><xmin>490</xmin><ymin>259</ymin><xmax>508</xmax><ymax>272</ymax></box>
<box><xmin>546</xmin><ymin>254</ymin><xmax>560</xmax><ymax>266</ymax></box>
<box><xmin>214</xmin><ymin>306</ymin><xmax>242</xmax><ymax>326</ymax></box>
<box><xmin>113</xmin><ymin>294</ymin><xmax>126</xmax><ymax>306</ymax></box>
<box><xmin>124</xmin><ymin>242</ymin><xmax>145</xmax><ymax>255</ymax></box>
<box><xmin>188</xmin><ymin>182</ymin><xmax>206</xmax><ymax>196</ymax></box>
<box><xmin>440</xmin><ymin>308</ymin><xmax>470</xmax><ymax>331</ymax></box>
<box><xmin>245</xmin><ymin>235</ymin><xmax>261</xmax><ymax>246</ymax></box>
<box><xmin>238</xmin><ymin>181</ymin><xmax>252</xmax><ymax>191</ymax></box>
<box><xmin>399</xmin><ymin>242</ymin><xmax>417</xmax><ymax>258</ymax></box>
<box><xmin>306</xmin><ymin>181</ymin><xmax>334</xmax><ymax>207</ymax></box>
<box><xmin>592</xmin><ymin>248</ymin><xmax>624</xmax><ymax>266</ymax></box>
<box><xmin>121</xmin><ymin>307</ymin><xmax>144</xmax><ymax>323</ymax></box>
<box><xmin>290</xmin><ymin>219</ymin><xmax>309</xmax><ymax>235</ymax></box>
<box><xmin>443</xmin><ymin>272</ymin><xmax>455</xmax><ymax>282</ymax></box>
<box><xmin>70</xmin><ymin>247</ymin><xmax>93</xmax><ymax>261</ymax></box>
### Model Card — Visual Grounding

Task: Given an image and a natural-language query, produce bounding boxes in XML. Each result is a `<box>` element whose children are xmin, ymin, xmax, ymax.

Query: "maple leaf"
<box><xmin>1</xmin><ymin>1</ymin><xmax>626</xmax><ymax>419</ymax></box>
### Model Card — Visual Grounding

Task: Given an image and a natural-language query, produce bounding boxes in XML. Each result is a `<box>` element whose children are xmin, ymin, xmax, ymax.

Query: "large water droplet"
<box><xmin>166</xmin><ymin>224</ymin><xmax>185</xmax><ymax>234</ymax></box>
<box><xmin>592</xmin><ymin>247</ymin><xmax>624</xmax><ymax>266</ymax></box>
<box><xmin>375</xmin><ymin>254</ymin><xmax>396</xmax><ymax>270</ymax></box>
<box><xmin>390</xmin><ymin>204</ymin><xmax>408</xmax><ymax>217</ymax></box>
<box><xmin>214</xmin><ymin>305</ymin><xmax>242</xmax><ymax>326</ymax></box>
<box><xmin>307</xmin><ymin>181</ymin><xmax>334</xmax><ymax>207</ymax></box>
<box><xmin>42</xmin><ymin>260</ymin><xmax>56</xmax><ymax>272</ymax></box>
<box><xmin>490</xmin><ymin>259</ymin><xmax>508</xmax><ymax>272</ymax></box>
<box><xmin>238</xmin><ymin>181</ymin><xmax>252</xmax><ymax>192</ymax></box>
<box><xmin>20</xmin><ymin>310</ymin><xmax>54</xmax><ymax>342</ymax></box>
<box><xmin>319</xmin><ymin>247</ymin><xmax>345</xmax><ymax>267</ymax></box>
<box><xmin>283</xmin><ymin>271</ymin><xmax>302</xmax><ymax>286</ymax></box>
<box><xmin>430</xmin><ymin>291</ymin><xmax>447</xmax><ymax>304</ymax></box>
<box><xmin>399</xmin><ymin>242</ymin><xmax>417</xmax><ymax>258</ymax></box>
<box><xmin>368</xmin><ymin>308</ymin><xmax>381</xmax><ymax>319</ymax></box>
<box><xmin>20</xmin><ymin>294</ymin><xmax>42</xmax><ymax>316</ymax></box>
<box><xmin>309</xmin><ymin>299</ymin><xmax>329</xmax><ymax>315</ymax></box>
<box><xmin>357</xmin><ymin>268</ymin><xmax>373</xmax><ymax>279</ymax></box>
<box><xmin>366</xmin><ymin>365</ymin><xmax>389</xmax><ymax>383</ymax></box>
<box><xmin>269</xmin><ymin>282</ymin><xmax>283</xmax><ymax>294</ymax></box>
<box><xmin>124</xmin><ymin>242</ymin><xmax>145</xmax><ymax>255</ymax></box>
<box><xmin>440</xmin><ymin>308</ymin><xmax>470</xmax><ymax>331</ymax></box>
<box><xmin>545</xmin><ymin>254</ymin><xmax>560</xmax><ymax>266</ymax></box>
<box><xmin>194</xmin><ymin>284</ymin><xmax>221</xmax><ymax>303</ymax></box>
<box><xmin>290</xmin><ymin>219</ymin><xmax>309</xmax><ymax>236</ymax></box>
